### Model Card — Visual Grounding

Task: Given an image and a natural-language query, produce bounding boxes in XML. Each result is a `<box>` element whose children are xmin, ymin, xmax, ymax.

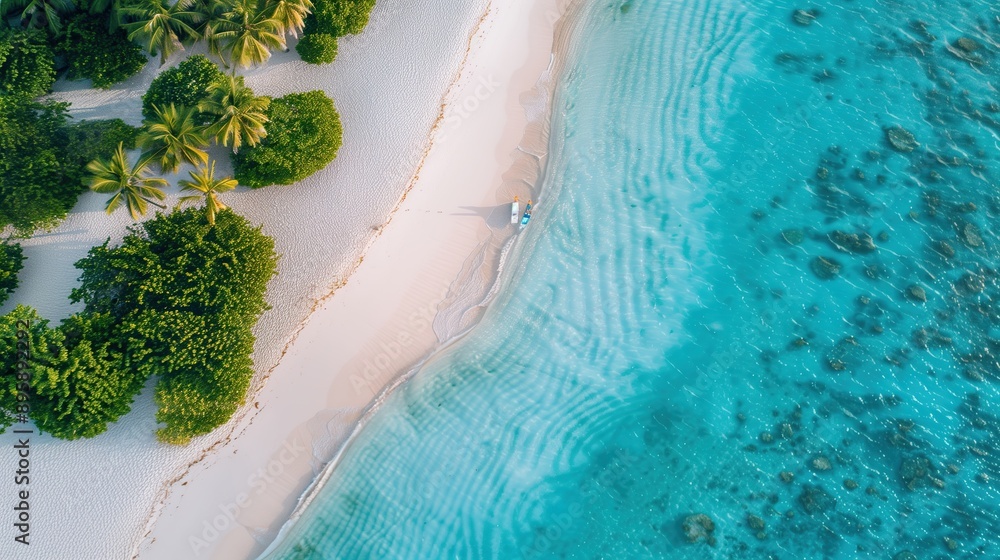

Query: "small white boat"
<box><xmin>510</xmin><ymin>196</ymin><xmax>519</xmax><ymax>225</ymax></box>
<box><xmin>520</xmin><ymin>200</ymin><xmax>533</xmax><ymax>229</ymax></box>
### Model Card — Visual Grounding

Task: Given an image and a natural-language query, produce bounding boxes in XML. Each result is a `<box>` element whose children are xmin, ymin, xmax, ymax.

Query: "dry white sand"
<box><xmin>139</xmin><ymin>1</ymin><xmax>572</xmax><ymax>558</ymax></box>
<box><xmin>0</xmin><ymin>0</ymin><xmax>572</xmax><ymax>558</ymax></box>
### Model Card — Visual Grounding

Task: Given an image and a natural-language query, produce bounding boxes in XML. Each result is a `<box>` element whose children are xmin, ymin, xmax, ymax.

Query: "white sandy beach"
<box><xmin>0</xmin><ymin>0</ymin><xmax>571</xmax><ymax>558</ymax></box>
<box><xmin>139</xmin><ymin>1</ymin><xmax>572</xmax><ymax>558</ymax></box>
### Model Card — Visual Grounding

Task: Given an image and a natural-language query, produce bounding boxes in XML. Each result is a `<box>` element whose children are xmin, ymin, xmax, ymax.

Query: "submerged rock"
<box><xmin>844</xmin><ymin>479</ymin><xmax>859</xmax><ymax>490</ymax></box>
<box><xmin>829</xmin><ymin>231</ymin><xmax>877</xmax><ymax>254</ymax></box>
<box><xmin>956</xmin><ymin>272</ymin><xmax>986</xmax><ymax>295</ymax></box>
<box><xmin>955</xmin><ymin>36</ymin><xmax>981</xmax><ymax>53</ymax></box>
<box><xmin>932</xmin><ymin>240</ymin><xmax>956</xmax><ymax>258</ymax></box>
<box><xmin>746</xmin><ymin>514</ymin><xmax>766</xmax><ymax>539</ymax></box>
<box><xmin>885</xmin><ymin>126</ymin><xmax>918</xmax><ymax>152</ymax></box>
<box><xmin>960</xmin><ymin>223</ymin><xmax>984</xmax><ymax>247</ymax></box>
<box><xmin>779</xmin><ymin>423</ymin><xmax>794</xmax><ymax>439</ymax></box>
<box><xmin>908</xmin><ymin>21</ymin><xmax>936</xmax><ymax>42</ymax></box>
<box><xmin>792</xmin><ymin>9</ymin><xmax>819</xmax><ymax>26</ymax></box>
<box><xmin>810</xmin><ymin>256</ymin><xmax>842</xmax><ymax>279</ymax></box>
<box><xmin>900</xmin><ymin>455</ymin><xmax>938</xmax><ymax>491</ymax></box>
<box><xmin>798</xmin><ymin>485</ymin><xmax>835</xmax><ymax>514</ymax></box>
<box><xmin>912</xmin><ymin>327</ymin><xmax>952</xmax><ymax>350</ymax></box>
<box><xmin>781</xmin><ymin>229</ymin><xmax>805</xmax><ymax>245</ymax></box>
<box><xmin>788</xmin><ymin>337</ymin><xmax>809</xmax><ymax>350</ymax></box>
<box><xmin>905</xmin><ymin>284</ymin><xmax>928</xmax><ymax>302</ymax></box>
<box><xmin>893</xmin><ymin>552</ymin><xmax>918</xmax><ymax>560</ymax></box>
<box><xmin>779</xmin><ymin>471</ymin><xmax>795</xmax><ymax>483</ymax></box>
<box><xmin>827</xmin><ymin>358</ymin><xmax>846</xmax><ymax>371</ymax></box>
<box><xmin>682</xmin><ymin>514</ymin><xmax>716</xmax><ymax>545</ymax></box>
<box><xmin>810</xmin><ymin>455</ymin><xmax>833</xmax><ymax>471</ymax></box>
<box><xmin>964</xmin><ymin>367</ymin><xmax>985</xmax><ymax>382</ymax></box>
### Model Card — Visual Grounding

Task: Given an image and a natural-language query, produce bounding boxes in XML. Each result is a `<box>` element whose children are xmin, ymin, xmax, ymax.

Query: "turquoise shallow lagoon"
<box><xmin>267</xmin><ymin>0</ymin><xmax>1000</xmax><ymax>558</ymax></box>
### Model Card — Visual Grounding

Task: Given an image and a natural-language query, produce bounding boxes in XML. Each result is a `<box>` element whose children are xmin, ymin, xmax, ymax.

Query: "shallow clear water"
<box><xmin>267</xmin><ymin>0</ymin><xmax>1000</xmax><ymax>558</ymax></box>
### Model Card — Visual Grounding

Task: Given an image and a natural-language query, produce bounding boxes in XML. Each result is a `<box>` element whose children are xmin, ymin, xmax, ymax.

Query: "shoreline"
<box><xmin>136</xmin><ymin>1</ymin><xmax>579</xmax><ymax>558</ymax></box>
<box><xmin>0</xmin><ymin>1</ymin><xmax>501</xmax><ymax>558</ymax></box>
<box><xmin>259</xmin><ymin>1</ymin><xmax>590</xmax><ymax>548</ymax></box>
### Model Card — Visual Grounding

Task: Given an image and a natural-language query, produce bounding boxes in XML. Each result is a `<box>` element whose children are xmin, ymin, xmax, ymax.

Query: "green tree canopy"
<box><xmin>141</xmin><ymin>54</ymin><xmax>224</xmax><ymax>119</ymax></box>
<box><xmin>0</xmin><ymin>97</ymin><xmax>79</xmax><ymax>233</ymax></box>
<box><xmin>295</xmin><ymin>32</ymin><xmax>336</xmax><ymax>64</ymax></box>
<box><xmin>0</xmin><ymin>306</ymin><xmax>49</xmax><ymax>434</ymax></box>
<box><xmin>233</xmin><ymin>90</ymin><xmax>342</xmax><ymax>188</ymax></box>
<box><xmin>64</xmin><ymin>118</ymin><xmax>142</xmax><ymax>169</ymax></box>
<box><xmin>30</xmin><ymin>312</ymin><xmax>144</xmax><ymax>439</ymax></box>
<box><xmin>58</xmin><ymin>13</ymin><xmax>148</xmax><ymax>88</ymax></box>
<box><xmin>0</xmin><ymin>242</ymin><xmax>25</xmax><ymax>306</ymax></box>
<box><xmin>0</xmin><ymin>28</ymin><xmax>56</xmax><ymax>98</ymax></box>
<box><xmin>71</xmin><ymin>208</ymin><xmax>278</xmax><ymax>444</ymax></box>
<box><xmin>305</xmin><ymin>0</ymin><xmax>374</xmax><ymax>37</ymax></box>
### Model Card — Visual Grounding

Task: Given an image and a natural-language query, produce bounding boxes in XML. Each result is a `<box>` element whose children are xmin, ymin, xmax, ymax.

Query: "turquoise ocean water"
<box><xmin>267</xmin><ymin>0</ymin><xmax>1000</xmax><ymax>557</ymax></box>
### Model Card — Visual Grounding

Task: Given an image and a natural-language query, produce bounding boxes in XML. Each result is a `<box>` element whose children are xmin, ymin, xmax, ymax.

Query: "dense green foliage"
<box><xmin>71</xmin><ymin>208</ymin><xmax>278</xmax><ymax>443</ymax></box>
<box><xmin>0</xmin><ymin>97</ymin><xmax>146</xmax><ymax>232</ymax></box>
<box><xmin>0</xmin><ymin>0</ymin><xmax>343</xmax><ymax>444</ymax></box>
<box><xmin>0</xmin><ymin>97</ymin><xmax>80</xmax><ymax>233</ymax></box>
<box><xmin>295</xmin><ymin>32</ymin><xmax>336</xmax><ymax>64</ymax></box>
<box><xmin>0</xmin><ymin>243</ymin><xmax>25</xmax><ymax>306</ymax></box>
<box><xmin>58</xmin><ymin>13</ymin><xmax>147</xmax><ymax>88</ymax></box>
<box><xmin>0</xmin><ymin>28</ymin><xmax>56</xmax><ymax>98</ymax></box>
<box><xmin>306</xmin><ymin>0</ymin><xmax>374</xmax><ymax>37</ymax></box>
<box><xmin>0</xmin><ymin>306</ymin><xmax>48</xmax><ymax>434</ymax></box>
<box><xmin>141</xmin><ymin>55</ymin><xmax>224</xmax><ymax>119</ymax></box>
<box><xmin>64</xmin><ymin>118</ymin><xmax>141</xmax><ymax>168</ymax></box>
<box><xmin>0</xmin><ymin>307</ymin><xmax>142</xmax><ymax>439</ymax></box>
<box><xmin>233</xmin><ymin>90</ymin><xmax>342</xmax><ymax>187</ymax></box>
<box><xmin>30</xmin><ymin>313</ymin><xmax>142</xmax><ymax>439</ymax></box>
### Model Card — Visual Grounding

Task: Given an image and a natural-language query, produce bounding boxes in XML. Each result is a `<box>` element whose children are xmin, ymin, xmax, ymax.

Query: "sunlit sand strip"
<box><xmin>135</xmin><ymin>1</ymin><xmax>578</xmax><ymax>559</ymax></box>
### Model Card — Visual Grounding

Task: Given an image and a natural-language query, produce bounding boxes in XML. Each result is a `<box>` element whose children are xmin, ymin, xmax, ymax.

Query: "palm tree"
<box><xmin>86</xmin><ymin>142</ymin><xmax>169</xmax><ymax>220</ymax></box>
<box><xmin>199</xmin><ymin>74</ymin><xmax>270</xmax><ymax>153</ymax></box>
<box><xmin>120</xmin><ymin>0</ymin><xmax>203</xmax><ymax>64</ymax></box>
<box><xmin>210</xmin><ymin>0</ymin><xmax>285</xmax><ymax>68</ymax></box>
<box><xmin>179</xmin><ymin>160</ymin><xmax>237</xmax><ymax>226</ymax></box>
<box><xmin>86</xmin><ymin>0</ymin><xmax>124</xmax><ymax>30</ymax></box>
<box><xmin>265</xmin><ymin>0</ymin><xmax>311</xmax><ymax>38</ymax></box>
<box><xmin>188</xmin><ymin>0</ymin><xmax>228</xmax><ymax>61</ymax></box>
<box><xmin>137</xmin><ymin>104</ymin><xmax>210</xmax><ymax>174</ymax></box>
<box><xmin>4</xmin><ymin>0</ymin><xmax>73</xmax><ymax>34</ymax></box>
